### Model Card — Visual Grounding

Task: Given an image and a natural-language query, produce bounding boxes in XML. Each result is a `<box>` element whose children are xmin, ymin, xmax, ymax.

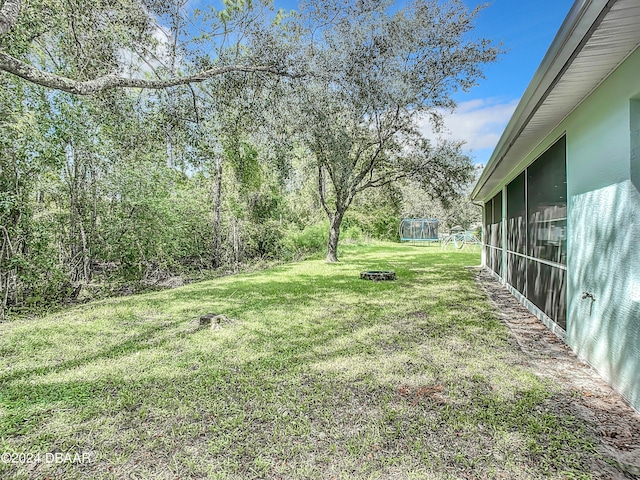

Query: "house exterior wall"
<box><xmin>564</xmin><ymin>47</ymin><xmax>640</xmax><ymax>411</ymax></box>
<box><xmin>481</xmin><ymin>46</ymin><xmax>640</xmax><ymax>411</ymax></box>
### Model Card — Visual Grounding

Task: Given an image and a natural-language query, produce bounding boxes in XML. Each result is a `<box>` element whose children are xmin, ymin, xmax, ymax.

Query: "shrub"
<box><xmin>342</xmin><ymin>225</ymin><xmax>365</xmax><ymax>243</ymax></box>
<box><xmin>282</xmin><ymin>221</ymin><xmax>329</xmax><ymax>257</ymax></box>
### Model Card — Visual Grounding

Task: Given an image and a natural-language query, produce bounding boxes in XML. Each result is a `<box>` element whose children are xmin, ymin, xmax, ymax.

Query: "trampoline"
<box><xmin>399</xmin><ymin>218</ymin><xmax>440</xmax><ymax>243</ymax></box>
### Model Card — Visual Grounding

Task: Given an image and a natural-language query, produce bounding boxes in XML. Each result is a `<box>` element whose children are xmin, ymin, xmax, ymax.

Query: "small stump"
<box><xmin>360</xmin><ymin>270</ymin><xmax>396</xmax><ymax>281</ymax></box>
<box><xmin>199</xmin><ymin>313</ymin><xmax>233</xmax><ymax>330</ymax></box>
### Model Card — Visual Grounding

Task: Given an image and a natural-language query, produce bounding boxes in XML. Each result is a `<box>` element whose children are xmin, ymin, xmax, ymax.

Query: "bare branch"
<box><xmin>351</xmin><ymin>142</ymin><xmax>384</xmax><ymax>188</ymax></box>
<box><xmin>358</xmin><ymin>171</ymin><xmax>409</xmax><ymax>192</ymax></box>
<box><xmin>0</xmin><ymin>0</ymin><xmax>21</xmax><ymax>36</ymax></box>
<box><xmin>187</xmin><ymin>83</ymin><xmax>200</xmax><ymax>123</ymax></box>
<box><xmin>0</xmin><ymin>50</ymin><xmax>299</xmax><ymax>95</ymax></box>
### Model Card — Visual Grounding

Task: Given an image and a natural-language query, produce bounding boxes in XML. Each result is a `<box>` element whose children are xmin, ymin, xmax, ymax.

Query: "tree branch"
<box><xmin>357</xmin><ymin>170</ymin><xmax>409</xmax><ymax>192</ymax></box>
<box><xmin>0</xmin><ymin>50</ymin><xmax>299</xmax><ymax>95</ymax></box>
<box><xmin>351</xmin><ymin>142</ymin><xmax>384</xmax><ymax>189</ymax></box>
<box><xmin>317</xmin><ymin>165</ymin><xmax>332</xmax><ymax>217</ymax></box>
<box><xmin>0</xmin><ymin>0</ymin><xmax>20</xmax><ymax>36</ymax></box>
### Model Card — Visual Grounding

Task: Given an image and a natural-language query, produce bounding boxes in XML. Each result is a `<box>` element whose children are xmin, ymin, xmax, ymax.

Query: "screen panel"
<box><xmin>632</xmin><ymin>99</ymin><xmax>639</xmax><ymax>192</ymax></box>
<box><xmin>507</xmin><ymin>172</ymin><xmax>526</xmax><ymax>254</ymax></box>
<box><xmin>527</xmin><ymin>137</ymin><xmax>567</xmax><ymax>265</ymax></box>
<box><xmin>488</xmin><ymin>246</ymin><xmax>502</xmax><ymax>276</ymax></box>
<box><xmin>506</xmin><ymin>252</ymin><xmax>526</xmax><ymax>295</ymax></box>
<box><xmin>526</xmin><ymin>260</ymin><xmax>566</xmax><ymax>330</ymax></box>
<box><xmin>483</xmin><ymin>201</ymin><xmax>492</xmax><ymax>246</ymax></box>
<box><xmin>491</xmin><ymin>192</ymin><xmax>503</xmax><ymax>248</ymax></box>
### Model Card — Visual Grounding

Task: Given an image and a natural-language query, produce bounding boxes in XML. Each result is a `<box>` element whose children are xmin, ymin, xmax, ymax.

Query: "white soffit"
<box><xmin>472</xmin><ymin>0</ymin><xmax>640</xmax><ymax>201</ymax></box>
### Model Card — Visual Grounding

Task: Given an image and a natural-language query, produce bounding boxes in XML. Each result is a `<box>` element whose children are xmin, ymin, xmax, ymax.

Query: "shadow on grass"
<box><xmin>2</xmin><ymin>247</ymin><xmax>596</xmax><ymax>477</ymax></box>
<box><xmin>1</xmin><ymin>339</ymin><xmax>592</xmax><ymax>478</ymax></box>
<box><xmin>0</xmin><ymin>304</ymin><xmax>597</xmax><ymax>478</ymax></box>
<box><xmin>0</xmin><ymin>258</ymin><xmax>485</xmax><ymax>436</ymax></box>
<box><xmin>0</xmin><ymin>320</ymin><xmax>183</xmax><ymax>386</ymax></box>
<box><xmin>0</xmin><ymin>252</ymin><xmax>485</xmax><ymax>403</ymax></box>
<box><xmin>152</xmin><ymin>258</ymin><xmax>479</xmax><ymax>311</ymax></box>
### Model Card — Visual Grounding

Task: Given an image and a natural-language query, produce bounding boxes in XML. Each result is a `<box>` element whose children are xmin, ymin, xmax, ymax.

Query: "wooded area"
<box><xmin>0</xmin><ymin>0</ymin><xmax>498</xmax><ymax>319</ymax></box>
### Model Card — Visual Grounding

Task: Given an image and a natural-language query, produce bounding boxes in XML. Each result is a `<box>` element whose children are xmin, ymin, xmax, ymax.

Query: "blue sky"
<box><xmin>417</xmin><ymin>0</ymin><xmax>576</xmax><ymax>164</ymax></box>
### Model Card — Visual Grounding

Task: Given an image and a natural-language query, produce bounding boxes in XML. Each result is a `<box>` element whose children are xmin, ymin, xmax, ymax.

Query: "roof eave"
<box><xmin>471</xmin><ymin>0</ymin><xmax>612</xmax><ymax>201</ymax></box>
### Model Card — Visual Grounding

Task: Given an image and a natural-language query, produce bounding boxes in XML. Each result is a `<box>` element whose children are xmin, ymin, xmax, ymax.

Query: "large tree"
<box><xmin>292</xmin><ymin>0</ymin><xmax>499</xmax><ymax>262</ymax></box>
<box><xmin>0</xmin><ymin>0</ymin><xmax>296</xmax><ymax>94</ymax></box>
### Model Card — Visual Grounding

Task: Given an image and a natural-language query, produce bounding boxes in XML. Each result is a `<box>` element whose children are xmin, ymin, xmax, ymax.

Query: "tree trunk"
<box><xmin>233</xmin><ymin>217</ymin><xmax>239</xmax><ymax>272</ymax></box>
<box><xmin>0</xmin><ymin>225</ymin><xmax>15</xmax><ymax>320</ymax></box>
<box><xmin>326</xmin><ymin>211</ymin><xmax>344</xmax><ymax>263</ymax></box>
<box><xmin>211</xmin><ymin>158</ymin><xmax>223</xmax><ymax>269</ymax></box>
<box><xmin>78</xmin><ymin>219</ymin><xmax>90</xmax><ymax>283</ymax></box>
<box><xmin>65</xmin><ymin>146</ymin><xmax>92</xmax><ymax>285</ymax></box>
<box><xmin>0</xmin><ymin>0</ymin><xmax>21</xmax><ymax>36</ymax></box>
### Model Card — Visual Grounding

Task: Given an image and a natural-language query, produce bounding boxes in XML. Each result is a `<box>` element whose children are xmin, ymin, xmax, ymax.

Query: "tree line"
<box><xmin>0</xmin><ymin>0</ymin><xmax>497</xmax><ymax>318</ymax></box>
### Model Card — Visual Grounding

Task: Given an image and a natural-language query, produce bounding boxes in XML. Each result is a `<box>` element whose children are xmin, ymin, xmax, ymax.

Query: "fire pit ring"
<box><xmin>360</xmin><ymin>270</ymin><xmax>396</xmax><ymax>281</ymax></box>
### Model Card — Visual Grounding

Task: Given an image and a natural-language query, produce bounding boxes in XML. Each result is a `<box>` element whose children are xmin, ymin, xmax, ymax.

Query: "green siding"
<box><xmin>565</xmin><ymin>47</ymin><xmax>640</xmax><ymax>412</ymax></box>
<box><xmin>484</xmin><ymin>47</ymin><xmax>640</xmax><ymax>412</ymax></box>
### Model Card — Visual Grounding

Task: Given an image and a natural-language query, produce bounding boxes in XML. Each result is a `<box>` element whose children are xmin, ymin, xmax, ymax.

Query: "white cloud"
<box><xmin>118</xmin><ymin>24</ymin><xmax>174</xmax><ymax>78</ymax></box>
<box><xmin>418</xmin><ymin>98</ymin><xmax>519</xmax><ymax>158</ymax></box>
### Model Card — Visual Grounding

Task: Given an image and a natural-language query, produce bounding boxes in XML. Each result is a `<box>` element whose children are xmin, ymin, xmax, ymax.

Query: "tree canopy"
<box><xmin>289</xmin><ymin>0</ymin><xmax>499</xmax><ymax>261</ymax></box>
<box><xmin>0</xmin><ymin>0</ymin><xmax>498</xmax><ymax>318</ymax></box>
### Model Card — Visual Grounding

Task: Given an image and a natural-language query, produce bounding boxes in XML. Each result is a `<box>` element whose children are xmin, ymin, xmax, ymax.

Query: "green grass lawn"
<box><xmin>0</xmin><ymin>243</ymin><xmax>595</xmax><ymax>479</ymax></box>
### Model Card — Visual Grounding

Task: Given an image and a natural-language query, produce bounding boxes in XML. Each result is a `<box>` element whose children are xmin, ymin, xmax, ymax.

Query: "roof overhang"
<box><xmin>471</xmin><ymin>0</ymin><xmax>640</xmax><ymax>201</ymax></box>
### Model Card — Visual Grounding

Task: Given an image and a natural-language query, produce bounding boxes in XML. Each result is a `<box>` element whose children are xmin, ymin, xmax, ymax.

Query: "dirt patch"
<box><xmin>476</xmin><ymin>268</ymin><xmax>640</xmax><ymax>479</ymax></box>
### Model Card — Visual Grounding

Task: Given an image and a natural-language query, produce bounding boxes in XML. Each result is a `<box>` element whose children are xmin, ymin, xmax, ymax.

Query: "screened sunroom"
<box><xmin>472</xmin><ymin>0</ymin><xmax>640</xmax><ymax>411</ymax></box>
